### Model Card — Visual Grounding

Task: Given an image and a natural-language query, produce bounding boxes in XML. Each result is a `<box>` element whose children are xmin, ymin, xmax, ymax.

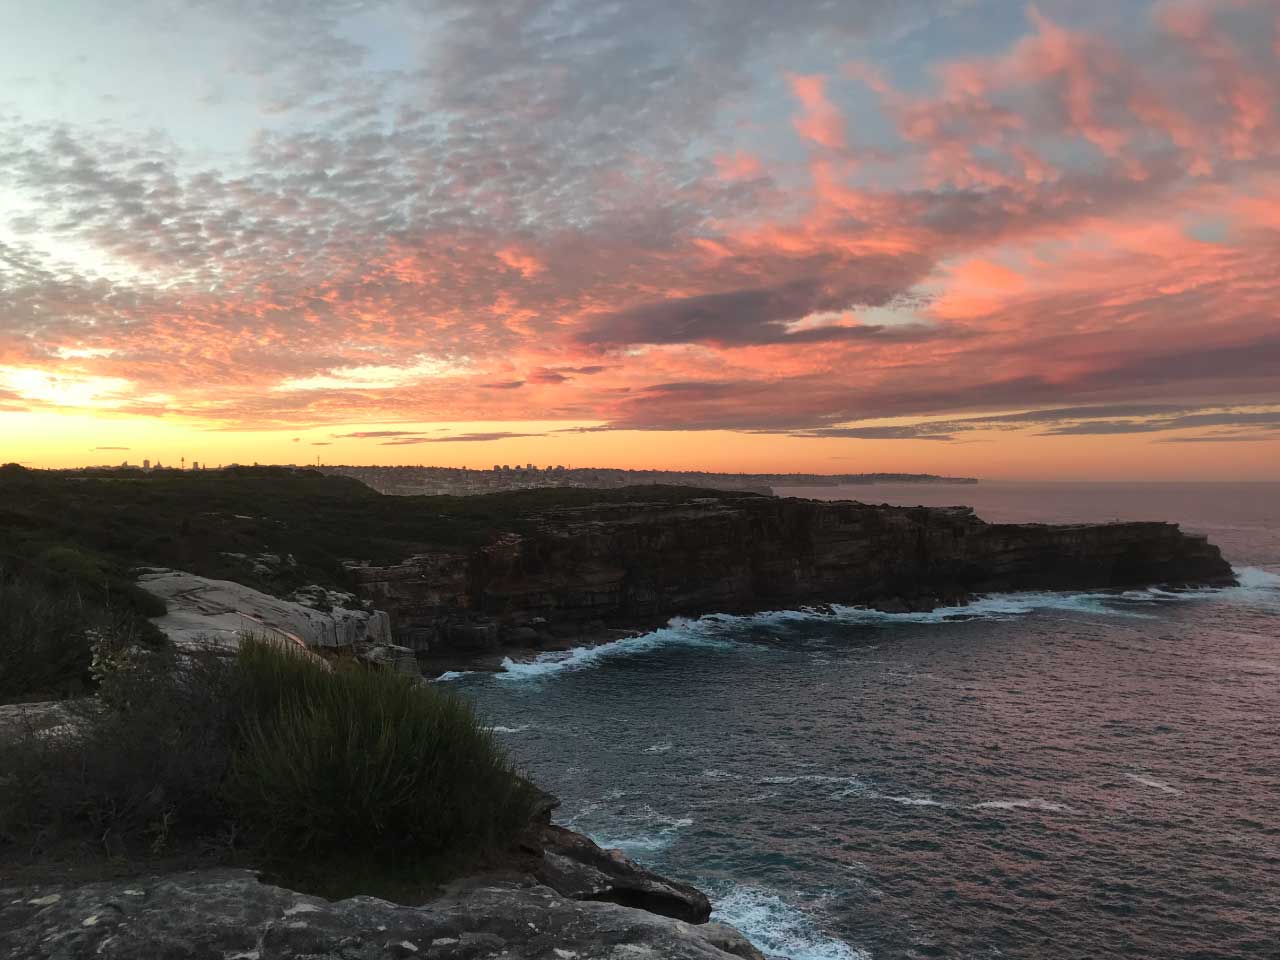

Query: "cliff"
<box><xmin>348</xmin><ymin>496</ymin><xmax>1235</xmax><ymax>660</ymax></box>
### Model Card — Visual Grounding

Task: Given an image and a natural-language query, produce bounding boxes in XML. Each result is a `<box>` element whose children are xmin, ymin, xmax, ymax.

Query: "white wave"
<box><xmin>1235</xmin><ymin>566</ymin><xmax>1280</xmax><ymax>590</ymax></box>
<box><xmin>702</xmin><ymin>769</ymin><xmax>744</xmax><ymax>781</ymax></box>
<box><xmin>585</xmin><ymin>809</ymin><xmax>694</xmax><ymax>857</ymax></box>
<box><xmin>761</xmin><ymin>774</ymin><xmax>851</xmax><ymax>785</ymax></box>
<box><xmin>1117</xmin><ymin>567</ymin><xmax>1278</xmax><ymax>606</ymax></box>
<box><xmin>497</xmin><ymin>618</ymin><xmax>737</xmax><ymax>680</ymax></box>
<box><xmin>1124</xmin><ymin>773</ymin><xmax>1182</xmax><ymax>795</ymax></box>
<box><xmin>431</xmin><ymin>670</ymin><xmax>473</xmax><ymax>682</ymax></box>
<box><xmin>881</xmin><ymin>794</ymin><xmax>946</xmax><ymax>807</ymax></box>
<box><xmin>974</xmin><ymin>798</ymin><xmax>1076</xmax><ymax>814</ymax></box>
<box><xmin>486</xmin><ymin>724</ymin><xmax>530</xmax><ymax>734</ymax></box>
<box><xmin>712</xmin><ymin>886</ymin><xmax>869</xmax><ymax>960</ymax></box>
<box><xmin>491</xmin><ymin>573</ymin><xmax>1253</xmax><ymax>679</ymax></box>
<box><xmin>644</xmin><ymin>742</ymin><xmax>673</xmax><ymax>753</ymax></box>
<box><xmin>1220</xmin><ymin>567</ymin><xmax>1280</xmax><ymax>609</ymax></box>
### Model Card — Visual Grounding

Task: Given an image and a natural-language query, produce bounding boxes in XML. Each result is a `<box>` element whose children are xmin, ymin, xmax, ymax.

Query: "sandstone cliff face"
<box><xmin>348</xmin><ymin>496</ymin><xmax>1235</xmax><ymax>656</ymax></box>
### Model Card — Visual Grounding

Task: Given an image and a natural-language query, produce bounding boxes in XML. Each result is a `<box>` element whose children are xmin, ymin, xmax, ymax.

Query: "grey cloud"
<box><xmin>577</xmin><ymin>278</ymin><xmax>939</xmax><ymax>348</ymax></box>
<box><xmin>1040</xmin><ymin>410</ymin><xmax>1280</xmax><ymax>437</ymax></box>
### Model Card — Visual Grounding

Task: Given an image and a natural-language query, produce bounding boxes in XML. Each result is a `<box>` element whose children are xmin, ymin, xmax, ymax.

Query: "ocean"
<box><xmin>448</xmin><ymin>482</ymin><xmax>1280</xmax><ymax>960</ymax></box>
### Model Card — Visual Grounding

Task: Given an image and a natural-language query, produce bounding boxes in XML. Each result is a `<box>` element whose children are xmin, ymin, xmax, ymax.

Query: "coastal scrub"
<box><xmin>0</xmin><ymin>637</ymin><xmax>534</xmax><ymax>894</ymax></box>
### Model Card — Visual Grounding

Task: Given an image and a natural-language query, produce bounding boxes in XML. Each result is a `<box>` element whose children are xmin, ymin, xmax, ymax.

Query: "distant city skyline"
<box><xmin>2</xmin><ymin>1</ymin><xmax>1278</xmax><ymax>479</ymax></box>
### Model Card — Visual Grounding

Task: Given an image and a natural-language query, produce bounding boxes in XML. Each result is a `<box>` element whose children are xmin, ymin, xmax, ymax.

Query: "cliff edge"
<box><xmin>349</xmin><ymin>496</ymin><xmax>1235</xmax><ymax>664</ymax></box>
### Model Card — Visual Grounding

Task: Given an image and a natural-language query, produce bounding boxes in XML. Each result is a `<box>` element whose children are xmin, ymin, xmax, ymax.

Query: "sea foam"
<box><xmin>712</xmin><ymin>886</ymin><xmax>869</xmax><ymax>960</ymax></box>
<box><xmin>492</xmin><ymin>575</ymin><xmax>1252</xmax><ymax>679</ymax></box>
<box><xmin>497</xmin><ymin>617</ymin><xmax>737</xmax><ymax>680</ymax></box>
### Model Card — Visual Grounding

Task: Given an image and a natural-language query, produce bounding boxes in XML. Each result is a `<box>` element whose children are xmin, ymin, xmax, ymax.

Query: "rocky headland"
<box><xmin>342</xmin><ymin>496</ymin><xmax>1235</xmax><ymax>673</ymax></box>
<box><xmin>0</xmin><ymin>470</ymin><xmax>1238</xmax><ymax>959</ymax></box>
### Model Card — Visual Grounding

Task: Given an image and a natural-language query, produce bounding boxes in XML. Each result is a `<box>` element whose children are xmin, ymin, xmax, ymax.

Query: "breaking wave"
<box><xmin>712</xmin><ymin>886</ymin><xmax>870</xmax><ymax>960</ymax></box>
<box><xmin>494</xmin><ymin>574</ymin><xmax>1256</xmax><ymax>679</ymax></box>
<box><xmin>497</xmin><ymin>618</ymin><xmax>737</xmax><ymax>679</ymax></box>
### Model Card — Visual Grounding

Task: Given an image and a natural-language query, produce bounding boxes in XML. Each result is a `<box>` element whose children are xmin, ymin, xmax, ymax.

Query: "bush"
<box><xmin>0</xmin><ymin>637</ymin><xmax>534</xmax><ymax>891</ymax></box>
<box><xmin>228</xmin><ymin>638</ymin><xmax>533</xmax><ymax>871</ymax></box>
<box><xmin>0</xmin><ymin>577</ymin><xmax>94</xmax><ymax>702</ymax></box>
<box><xmin>0</xmin><ymin>641</ymin><xmax>240</xmax><ymax>856</ymax></box>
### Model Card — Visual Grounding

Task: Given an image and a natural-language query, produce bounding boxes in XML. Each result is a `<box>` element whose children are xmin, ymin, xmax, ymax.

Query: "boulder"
<box><xmin>0</xmin><ymin>869</ymin><xmax>766</xmax><ymax>960</ymax></box>
<box><xmin>355</xmin><ymin>643</ymin><xmax>422</xmax><ymax>678</ymax></box>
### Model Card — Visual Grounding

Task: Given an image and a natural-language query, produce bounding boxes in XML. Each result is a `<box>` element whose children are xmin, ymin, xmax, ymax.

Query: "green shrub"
<box><xmin>0</xmin><ymin>637</ymin><xmax>534</xmax><ymax>891</ymax></box>
<box><xmin>227</xmin><ymin>637</ymin><xmax>534</xmax><ymax>871</ymax></box>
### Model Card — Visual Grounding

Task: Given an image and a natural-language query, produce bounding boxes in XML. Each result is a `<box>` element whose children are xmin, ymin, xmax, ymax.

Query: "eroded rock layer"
<box><xmin>348</xmin><ymin>496</ymin><xmax>1234</xmax><ymax>655</ymax></box>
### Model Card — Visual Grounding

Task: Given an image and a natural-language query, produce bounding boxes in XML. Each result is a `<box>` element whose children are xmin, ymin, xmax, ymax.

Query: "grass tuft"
<box><xmin>0</xmin><ymin>637</ymin><xmax>534</xmax><ymax>893</ymax></box>
<box><xmin>228</xmin><ymin>637</ymin><xmax>534</xmax><ymax>870</ymax></box>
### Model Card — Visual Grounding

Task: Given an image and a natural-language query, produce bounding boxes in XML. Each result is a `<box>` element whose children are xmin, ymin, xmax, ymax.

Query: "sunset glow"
<box><xmin>2</xmin><ymin>1</ymin><xmax>1278</xmax><ymax>477</ymax></box>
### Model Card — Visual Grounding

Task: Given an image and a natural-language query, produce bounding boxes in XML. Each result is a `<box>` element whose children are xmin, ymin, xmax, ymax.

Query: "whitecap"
<box><xmin>974</xmin><ymin>798</ymin><xmax>1076</xmax><ymax>814</ymax></box>
<box><xmin>644</xmin><ymin>742</ymin><xmax>673</xmax><ymax>753</ymax></box>
<box><xmin>486</xmin><ymin>724</ymin><xmax>531</xmax><ymax>734</ymax></box>
<box><xmin>881</xmin><ymin>794</ymin><xmax>946</xmax><ymax>808</ymax></box>
<box><xmin>711</xmin><ymin>886</ymin><xmax>869</xmax><ymax>960</ymax></box>
<box><xmin>1124</xmin><ymin>773</ymin><xmax>1182</xmax><ymax>795</ymax></box>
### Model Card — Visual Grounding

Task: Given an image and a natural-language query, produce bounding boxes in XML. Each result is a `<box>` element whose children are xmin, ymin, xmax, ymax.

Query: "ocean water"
<box><xmin>450</xmin><ymin>482</ymin><xmax>1280</xmax><ymax>960</ymax></box>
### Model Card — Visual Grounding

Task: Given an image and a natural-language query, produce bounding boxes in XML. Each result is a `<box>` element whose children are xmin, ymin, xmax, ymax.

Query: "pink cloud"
<box><xmin>786</xmin><ymin>73</ymin><xmax>846</xmax><ymax>150</ymax></box>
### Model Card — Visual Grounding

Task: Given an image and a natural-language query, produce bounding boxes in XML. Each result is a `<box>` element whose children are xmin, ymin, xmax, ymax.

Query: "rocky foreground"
<box><xmin>347</xmin><ymin>496</ymin><xmax>1236</xmax><ymax>665</ymax></box>
<box><xmin>0</xmin><ymin>872</ymin><xmax>760</xmax><ymax>960</ymax></box>
<box><xmin>0</xmin><ymin>795</ymin><xmax>763</xmax><ymax>960</ymax></box>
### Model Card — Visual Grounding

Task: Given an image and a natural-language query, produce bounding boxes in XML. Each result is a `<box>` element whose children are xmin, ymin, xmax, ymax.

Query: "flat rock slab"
<box><xmin>0</xmin><ymin>869</ymin><xmax>765</xmax><ymax>960</ymax></box>
<box><xmin>138</xmin><ymin>569</ymin><xmax>392</xmax><ymax>650</ymax></box>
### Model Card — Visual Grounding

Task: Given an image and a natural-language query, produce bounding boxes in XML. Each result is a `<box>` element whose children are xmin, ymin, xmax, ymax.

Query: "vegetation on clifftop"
<box><xmin>0</xmin><ymin>463</ymin><xmax>755</xmax><ymax>702</ymax></box>
<box><xmin>0</xmin><ymin>637</ymin><xmax>535</xmax><ymax>897</ymax></box>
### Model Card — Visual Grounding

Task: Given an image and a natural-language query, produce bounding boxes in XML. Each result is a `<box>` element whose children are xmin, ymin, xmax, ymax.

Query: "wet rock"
<box><xmin>356</xmin><ymin>643</ymin><xmax>422</xmax><ymax>678</ymax></box>
<box><xmin>505</xmin><ymin>626</ymin><xmax>541</xmax><ymax>646</ymax></box>
<box><xmin>0</xmin><ymin>869</ymin><xmax>765</xmax><ymax>960</ymax></box>
<box><xmin>535</xmin><ymin>825</ymin><xmax>712</xmax><ymax>924</ymax></box>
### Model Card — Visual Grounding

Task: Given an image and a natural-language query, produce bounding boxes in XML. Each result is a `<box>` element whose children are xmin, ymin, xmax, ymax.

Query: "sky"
<box><xmin>1</xmin><ymin>0</ymin><xmax>1278</xmax><ymax>479</ymax></box>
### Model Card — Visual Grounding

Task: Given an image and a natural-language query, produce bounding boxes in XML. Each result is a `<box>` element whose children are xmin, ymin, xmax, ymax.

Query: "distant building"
<box><xmin>143</xmin><ymin>459</ymin><xmax>151</xmax><ymax>470</ymax></box>
<box><xmin>192</xmin><ymin>461</ymin><xmax>200</xmax><ymax>470</ymax></box>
